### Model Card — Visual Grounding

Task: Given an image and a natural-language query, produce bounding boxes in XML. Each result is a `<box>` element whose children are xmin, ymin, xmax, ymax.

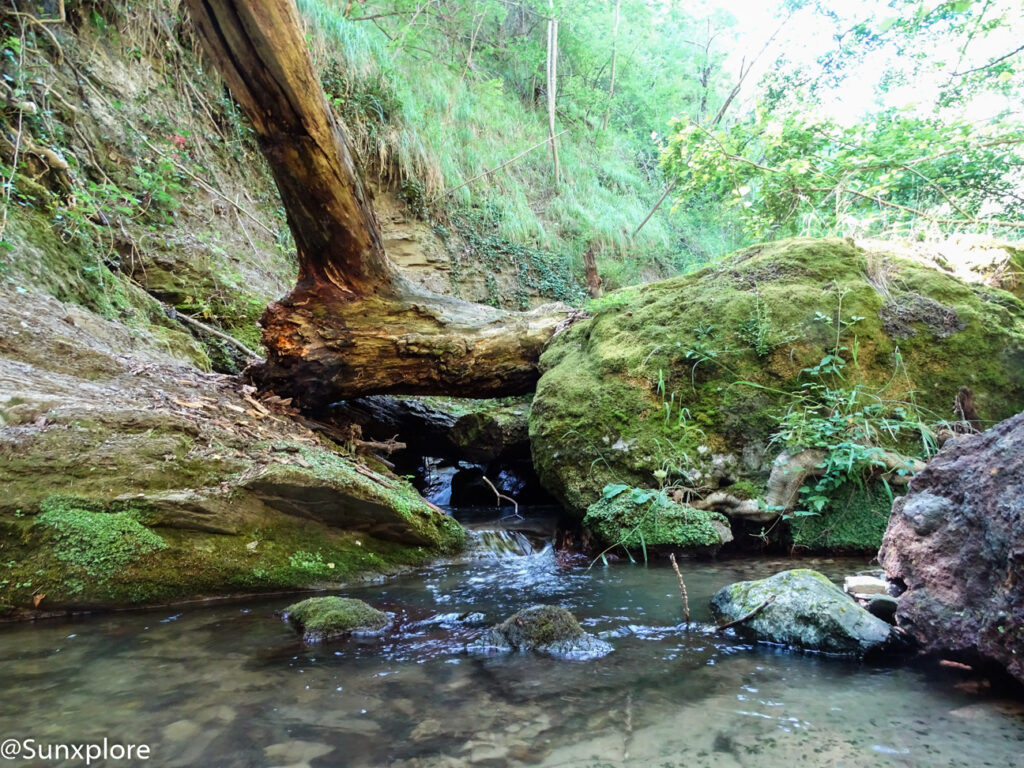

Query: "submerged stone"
<box><xmin>710</xmin><ymin>569</ymin><xmax>902</xmax><ymax>656</ymax></box>
<box><xmin>281</xmin><ymin>596</ymin><xmax>390</xmax><ymax>643</ymax></box>
<box><xmin>468</xmin><ymin>604</ymin><xmax>612</xmax><ymax>659</ymax></box>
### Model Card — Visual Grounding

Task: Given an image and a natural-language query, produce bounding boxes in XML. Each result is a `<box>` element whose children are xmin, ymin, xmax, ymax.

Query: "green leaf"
<box><xmin>602</xmin><ymin>483</ymin><xmax>630</xmax><ymax>500</ymax></box>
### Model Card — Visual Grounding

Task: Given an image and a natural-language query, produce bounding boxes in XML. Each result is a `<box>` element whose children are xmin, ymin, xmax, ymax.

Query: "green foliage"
<box><xmin>765</xmin><ymin>293</ymin><xmax>935</xmax><ymax>518</ymax></box>
<box><xmin>36</xmin><ymin>496</ymin><xmax>168</xmax><ymax>579</ymax></box>
<box><xmin>662</xmin><ymin>1</ymin><xmax>1024</xmax><ymax>241</ymax></box>
<box><xmin>664</xmin><ymin>112</ymin><xmax>1024</xmax><ymax>240</ymax></box>
<box><xmin>738</xmin><ymin>293</ymin><xmax>796</xmax><ymax>357</ymax></box>
<box><xmin>584</xmin><ymin>483</ymin><xmax>729</xmax><ymax>560</ymax></box>
<box><xmin>297</xmin><ymin>0</ymin><xmax>749</xmax><ymax>285</ymax></box>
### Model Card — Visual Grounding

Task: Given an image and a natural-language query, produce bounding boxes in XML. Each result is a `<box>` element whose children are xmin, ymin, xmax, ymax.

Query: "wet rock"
<box><xmin>710</xmin><ymin>569</ymin><xmax>903</xmax><ymax>656</ymax></box>
<box><xmin>880</xmin><ymin>411</ymin><xmax>1024</xmax><ymax>684</ymax></box>
<box><xmin>449</xmin><ymin>403</ymin><xmax>530</xmax><ymax>463</ymax></box>
<box><xmin>280</xmin><ymin>596</ymin><xmax>390</xmax><ymax>643</ymax></box>
<box><xmin>583</xmin><ymin>485</ymin><xmax>732</xmax><ymax>554</ymax></box>
<box><xmin>468</xmin><ymin>605</ymin><xmax>612</xmax><ymax>659</ymax></box>
<box><xmin>868</xmin><ymin>594</ymin><xmax>899</xmax><ymax>625</ymax></box>
<box><xmin>844</xmin><ymin>574</ymin><xmax>888</xmax><ymax>598</ymax></box>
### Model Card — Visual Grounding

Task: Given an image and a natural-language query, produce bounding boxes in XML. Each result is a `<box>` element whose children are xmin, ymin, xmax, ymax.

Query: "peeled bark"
<box><xmin>185</xmin><ymin>0</ymin><xmax>568</xmax><ymax>407</ymax></box>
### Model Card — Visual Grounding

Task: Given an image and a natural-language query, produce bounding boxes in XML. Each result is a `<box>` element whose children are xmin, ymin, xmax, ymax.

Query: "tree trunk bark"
<box><xmin>583</xmin><ymin>248</ymin><xmax>603</xmax><ymax>299</ymax></box>
<box><xmin>184</xmin><ymin>0</ymin><xmax>568</xmax><ymax>408</ymax></box>
<box><xmin>546</xmin><ymin>3</ymin><xmax>560</xmax><ymax>186</ymax></box>
<box><xmin>600</xmin><ymin>0</ymin><xmax>620</xmax><ymax>132</ymax></box>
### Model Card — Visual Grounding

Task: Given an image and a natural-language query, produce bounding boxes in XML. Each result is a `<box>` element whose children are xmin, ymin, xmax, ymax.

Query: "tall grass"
<box><xmin>296</xmin><ymin>0</ymin><xmax>733</xmax><ymax>291</ymax></box>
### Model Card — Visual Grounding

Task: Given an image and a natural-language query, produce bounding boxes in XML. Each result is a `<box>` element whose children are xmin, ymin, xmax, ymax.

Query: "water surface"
<box><xmin>1</xmin><ymin>512</ymin><xmax>1021</xmax><ymax>767</ymax></box>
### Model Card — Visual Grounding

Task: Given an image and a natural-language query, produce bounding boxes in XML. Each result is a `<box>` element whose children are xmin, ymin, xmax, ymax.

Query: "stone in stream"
<box><xmin>280</xmin><ymin>596</ymin><xmax>390</xmax><ymax>643</ymax></box>
<box><xmin>867</xmin><ymin>594</ymin><xmax>900</xmax><ymax>625</ymax></box>
<box><xmin>710</xmin><ymin>569</ymin><xmax>905</xmax><ymax>657</ymax></box>
<box><xmin>468</xmin><ymin>604</ymin><xmax>613</xmax><ymax>659</ymax></box>
<box><xmin>843</xmin><ymin>574</ymin><xmax>888</xmax><ymax>598</ymax></box>
<box><xmin>880</xmin><ymin>410</ymin><xmax>1024</xmax><ymax>684</ymax></box>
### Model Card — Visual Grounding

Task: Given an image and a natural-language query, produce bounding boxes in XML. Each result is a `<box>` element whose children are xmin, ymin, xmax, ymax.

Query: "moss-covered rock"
<box><xmin>468</xmin><ymin>605</ymin><xmax>613</xmax><ymax>659</ymax></box>
<box><xmin>583</xmin><ymin>485</ymin><xmax>732</xmax><ymax>555</ymax></box>
<box><xmin>530</xmin><ymin>238</ymin><xmax>1024</xmax><ymax>551</ymax></box>
<box><xmin>710</xmin><ymin>569</ymin><xmax>902</xmax><ymax>657</ymax></box>
<box><xmin>281</xmin><ymin>596</ymin><xmax>390</xmax><ymax>643</ymax></box>
<box><xmin>449</xmin><ymin>400</ymin><xmax>531</xmax><ymax>462</ymax></box>
<box><xmin>0</xmin><ymin>288</ymin><xmax>464</xmax><ymax>613</ymax></box>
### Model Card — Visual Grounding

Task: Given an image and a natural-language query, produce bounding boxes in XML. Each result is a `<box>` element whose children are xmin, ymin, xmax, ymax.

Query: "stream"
<box><xmin>1</xmin><ymin>509</ymin><xmax>1022</xmax><ymax>767</ymax></box>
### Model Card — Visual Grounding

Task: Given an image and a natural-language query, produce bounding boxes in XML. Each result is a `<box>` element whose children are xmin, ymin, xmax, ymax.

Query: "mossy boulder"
<box><xmin>468</xmin><ymin>604</ymin><xmax>613</xmax><ymax>659</ymax></box>
<box><xmin>530</xmin><ymin>238</ymin><xmax>1024</xmax><ymax>551</ymax></box>
<box><xmin>0</xmin><ymin>288</ymin><xmax>464</xmax><ymax>613</ymax></box>
<box><xmin>710</xmin><ymin>569</ymin><xmax>902</xmax><ymax>657</ymax></box>
<box><xmin>281</xmin><ymin>596</ymin><xmax>390</xmax><ymax>643</ymax></box>
<box><xmin>449</xmin><ymin>401</ymin><xmax>531</xmax><ymax>462</ymax></box>
<box><xmin>583</xmin><ymin>485</ymin><xmax>732</xmax><ymax>554</ymax></box>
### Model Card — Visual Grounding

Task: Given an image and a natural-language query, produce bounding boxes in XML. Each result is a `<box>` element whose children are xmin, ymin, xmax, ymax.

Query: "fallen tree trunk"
<box><xmin>184</xmin><ymin>0</ymin><xmax>568</xmax><ymax>407</ymax></box>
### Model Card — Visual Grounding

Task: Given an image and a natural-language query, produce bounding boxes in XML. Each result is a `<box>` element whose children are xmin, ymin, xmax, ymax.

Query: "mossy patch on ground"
<box><xmin>37</xmin><ymin>496</ymin><xmax>168</xmax><ymax>578</ymax></box>
<box><xmin>789</xmin><ymin>481</ymin><xmax>901</xmax><ymax>552</ymax></box>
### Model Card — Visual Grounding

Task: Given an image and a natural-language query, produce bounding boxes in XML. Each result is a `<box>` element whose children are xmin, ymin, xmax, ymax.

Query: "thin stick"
<box><xmin>138</xmin><ymin>136</ymin><xmax>276</xmax><ymax>237</ymax></box>
<box><xmin>632</xmin><ymin>180</ymin><xmax>676</xmax><ymax>238</ymax></box>
<box><xmin>668</xmin><ymin>553</ymin><xmax>690</xmax><ymax>626</ymax></box>
<box><xmin>715</xmin><ymin>594</ymin><xmax>775</xmax><ymax>634</ymax></box>
<box><xmin>481</xmin><ymin>475</ymin><xmax>520</xmax><ymax>519</ymax></box>
<box><xmin>169</xmin><ymin>307</ymin><xmax>264</xmax><ymax>361</ymax></box>
<box><xmin>440</xmin><ymin>130</ymin><xmax>568</xmax><ymax>197</ymax></box>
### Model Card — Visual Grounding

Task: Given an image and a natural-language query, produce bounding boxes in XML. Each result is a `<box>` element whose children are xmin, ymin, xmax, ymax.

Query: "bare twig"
<box><xmin>168</xmin><ymin>307</ymin><xmax>264</xmax><ymax>361</ymax></box>
<box><xmin>482</xmin><ymin>475</ymin><xmax>520</xmax><ymax>519</ymax></box>
<box><xmin>137</xmin><ymin>136</ymin><xmax>276</xmax><ymax>237</ymax></box>
<box><xmin>715</xmin><ymin>594</ymin><xmax>775</xmax><ymax>634</ymax></box>
<box><xmin>440</xmin><ymin>130</ymin><xmax>568</xmax><ymax>197</ymax></box>
<box><xmin>631</xmin><ymin>180</ymin><xmax>676</xmax><ymax>239</ymax></box>
<box><xmin>668</xmin><ymin>553</ymin><xmax>690</xmax><ymax>626</ymax></box>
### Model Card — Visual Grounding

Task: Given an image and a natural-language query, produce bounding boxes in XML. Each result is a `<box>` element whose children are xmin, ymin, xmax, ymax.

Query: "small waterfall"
<box><xmin>465</xmin><ymin>528</ymin><xmax>544</xmax><ymax>558</ymax></box>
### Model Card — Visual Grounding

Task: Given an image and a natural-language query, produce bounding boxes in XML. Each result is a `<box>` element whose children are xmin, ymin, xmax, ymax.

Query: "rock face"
<box><xmin>530</xmin><ymin>238</ymin><xmax>1024</xmax><ymax>551</ymax></box>
<box><xmin>0</xmin><ymin>288</ymin><xmax>464</xmax><ymax>613</ymax></box>
<box><xmin>879</xmin><ymin>412</ymin><xmax>1024</xmax><ymax>684</ymax></box>
<box><xmin>710</xmin><ymin>569</ymin><xmax>900</xmax><ymax>656</ymax></box>
<box><xmin>583</xmin><ymin>485</ymin><xmax>733</xmax><ymax>554</ymax></box>
<box><xmin>281</xmin><ymin>596</ymin><xmax>390</xmax><ymax>643</ymax></box>
<box><xmin>469</xmin><ymin>605</ymin><xmax>613</xmax><ymax>659</ymax></box>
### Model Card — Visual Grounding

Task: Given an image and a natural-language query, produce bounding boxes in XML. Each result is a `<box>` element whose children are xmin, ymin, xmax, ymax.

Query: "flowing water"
<box><xmin>1</xmin><ymin>510</ymin><xmax>1022</xmax><ymax>768</ymax></box>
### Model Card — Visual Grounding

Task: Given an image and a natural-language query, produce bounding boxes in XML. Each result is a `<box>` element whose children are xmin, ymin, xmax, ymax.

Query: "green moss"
<box><xmin>283</xmin><ymin>596</ymin><xmax>389</xmax><ymax>642</ymax></box>
<box><xmin>36</xmin><ymin>495</ymin><xmax>168</xmax><ymax>578</ymax></box>
<box><xmin>724</xmin><ymin>479</ymin><xmax>762</xmax><ymax>500</ymax></box>
<box><xmin>789</xmin><ymin>481</ymin><xmax>899</xmax><ymax>552</ymax></box>
<box><xmin>583</xmin><ymin>486</ymin><xmax>729</xmax><ymax>552</ymax></box>
<box><xmin>494</xmin><ymin>605</ymin><xmax>584</xmax><ymax>647</ymax></box>
<box><xmin>531</xmin><ymin>237</ymin><xmax>1024</xmax><ymax>534</ymax></box>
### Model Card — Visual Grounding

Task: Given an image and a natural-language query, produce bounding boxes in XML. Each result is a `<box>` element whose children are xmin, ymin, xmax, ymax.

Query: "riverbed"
<box><xmin>1</xmin><ymin>511</ymin><xmax>1021</xmax><ymax>767</ymax></box>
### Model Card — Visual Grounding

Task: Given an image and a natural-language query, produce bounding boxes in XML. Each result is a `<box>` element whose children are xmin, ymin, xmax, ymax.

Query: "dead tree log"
<box><xmin>184</xmin><ymin>0</ymin><xmax>568</xmax><ymax>407</ymax></box>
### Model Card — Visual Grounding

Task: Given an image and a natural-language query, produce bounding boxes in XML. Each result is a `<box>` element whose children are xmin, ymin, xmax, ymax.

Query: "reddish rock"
<box><xmin>879</xmin><ymin>412</ymin><xmax>1024</xmax><ymax>683</ymax></box>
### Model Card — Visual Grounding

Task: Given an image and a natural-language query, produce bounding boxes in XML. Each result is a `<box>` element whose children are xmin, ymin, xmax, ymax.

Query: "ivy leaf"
<box><xmin>602</xmin><ymin>483</ymin><xmax>630</xmax><ymax>499</ymax></box>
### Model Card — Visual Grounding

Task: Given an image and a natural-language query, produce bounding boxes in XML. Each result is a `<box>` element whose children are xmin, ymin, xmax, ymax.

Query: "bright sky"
<box><xmin>700</xmin><ymin>0</ymin><xmax>1022</xmax><ymax>124</ymax></box>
